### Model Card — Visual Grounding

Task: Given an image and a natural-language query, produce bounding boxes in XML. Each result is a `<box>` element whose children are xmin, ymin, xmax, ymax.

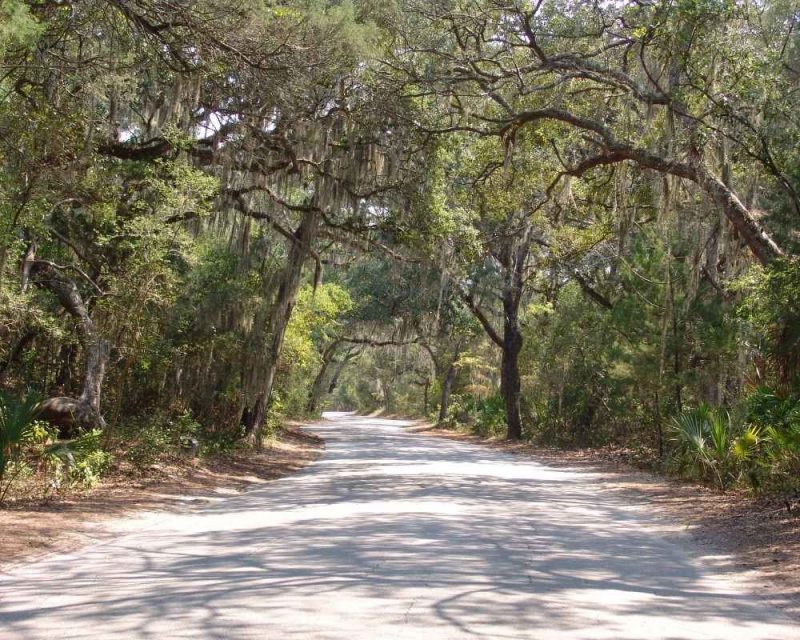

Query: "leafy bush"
<box><xmin>740</xmin><ymin>387</ymin><xmax>800</xmax><ymax>491</ymax></box>
<box><xmin>730</xmin><ymin>424</ymin><xmax>763</xmax><ymax>490</ymax></box>
<box><xmin>119</xmin><ymin>413</ymin><xmax>179</xmax><ymax>470</ymax></box>
<box><xmin>119</xmin><ymin>408</ymin><xmax>241</xmax><ymax>469</ymax></box>
<box><xmin>439</xmin><ymin>393</ymin><xmax>507</xmax><ymax>438</ymax></box>
<box><xmin>263</xmin><ymin>395</ymin><xmax>285</xmax><ymax>443</ymax></box>
<box><xmin>69</xmin><ymin>450</ymin><xmax>114</xmax><ymax>488</ymax></box>
<box><xmin>45</xmin><ymin>430</ymin><xmax>114</xmax><ymax>490</ymax></box>
<box><xmin>1</xmin><ymin>391</ymin><xmax>115</xmax><ymax>498</ymax></box>
<box><xmin>474</xmin><ymin>395</ymin><xmax>507</xmax><ymax>437</ymax></box>
<box><xmin>439</xmin><ymin>394</ymin><xmax>472</xmax><ymax>430</ymax></box>
<box><xmin>736</xmin><ymin>260</ymin><xmax>800</xmax><ymax>387</ymax></box>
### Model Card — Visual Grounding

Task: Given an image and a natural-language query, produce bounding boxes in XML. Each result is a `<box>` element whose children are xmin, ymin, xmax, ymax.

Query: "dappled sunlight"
<box><xmin>0</xmin><ymin>415</ymin><xmax>795</xmax><ymax>639</ymax></box>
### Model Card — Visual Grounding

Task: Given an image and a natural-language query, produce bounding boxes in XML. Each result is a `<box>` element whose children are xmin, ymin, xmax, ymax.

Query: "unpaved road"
<box><xmin>0</xmin><ymin>413</ymin><xmax>796</xmax><ymax>639</ymax></box>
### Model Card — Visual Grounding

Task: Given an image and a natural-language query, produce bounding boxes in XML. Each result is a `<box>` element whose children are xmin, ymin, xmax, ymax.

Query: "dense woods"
<box><xmin>2</xmin><ymin>0</ymin><xmax>800</xmax><ymax>499</ymax></box>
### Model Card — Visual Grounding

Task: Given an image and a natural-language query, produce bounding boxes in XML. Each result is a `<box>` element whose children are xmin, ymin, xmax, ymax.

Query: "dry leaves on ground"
<box><xmin>0</xmin><ymin>426</ymin><xmax>322</xmax><ymax>568</ymax></box>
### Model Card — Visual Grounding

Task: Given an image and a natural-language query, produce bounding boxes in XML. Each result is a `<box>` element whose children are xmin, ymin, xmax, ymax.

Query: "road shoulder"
<box><xmin>0</xmin><ymin>425</ymin><xmax>323</xmax><ymax>570</ymax></box>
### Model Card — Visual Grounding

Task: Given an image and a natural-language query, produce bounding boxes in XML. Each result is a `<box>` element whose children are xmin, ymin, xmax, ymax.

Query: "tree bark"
<box><xmin>500</xmin><ymin>314</ymin><xmax>524</xmax><ymax>441</ymax></box>
<box><xmin>503</xmin><ymin>109</ymin><xmax>785</xmax><ymax>265</ymax></box>
<box><xmin>500</xmin><ymin>240</ymin><xmax>528</xmax><ymax>441</ymax></box>
<box><xmin>55</xmin><ymin>343</ymin><xmax>76</xmax><ymax>389</ymax></box>
<box><xmin>21</xmin><ymin>241</ymin><xmax>36</xmax><ymax>292</ymax></box>
<box><xmin>242</xmin><ymin>204</ymin><xmax>320</xmax><ymax>445</ymax></box>
<box><xmin>307</xmin><ymin>360</ymin><xmax>332</xmax><ymax>416</ymax></box>
<box><xmin>32</xmin><ymin>263</ymin><xmax>108</xmax><ymax>432</ymax></box>
<box><xmin>0</xmin><ymin>329</ymin><xmax>38</xmax><ymax>382</ymax></box>
<box><xmin>326</xmin><ymin>349</ymin><xmax>358</xmax><ymax>396</ymax></box>
<box><xmin>307</xmin><ymin>341</ymin><xmax>340</xmax><ymax>415</ymax></box>
<box><xmin>437</xmin><ymin>347</ymin><xmax>460</xmax><ymax>423</ymax></box>
<box><xmin>692</xmin><ymin>164</ymin><xmax>783</xmax><ymax>266</ymax></box>
<box><xmin>327</xmin><ymin>364</ymin><xmax>344</xmax><ymax>394</ymax></box>
<box><xmin>460</xmin><ymin>236</ymin><xmax>529</xmax><ymax>440</ymax></box>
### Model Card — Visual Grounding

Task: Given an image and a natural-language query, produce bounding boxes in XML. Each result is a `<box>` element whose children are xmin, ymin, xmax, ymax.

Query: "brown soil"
<box><xmin>412</xmin><ymin>423</ymin><xmax>800</xmax><ymax>620</ymax></box>
<box><xmin>0</xmin><ymin>424</ymin><xmax>323</xmax><ymax>569</ymax></box>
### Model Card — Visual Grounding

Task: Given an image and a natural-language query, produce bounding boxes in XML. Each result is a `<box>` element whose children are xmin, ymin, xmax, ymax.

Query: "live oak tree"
<box><xmin>421</xmin><ymin>137</ymin><xmax>552</xmax><ymax>440</ymax></box>
<box><xmin>370</xmin><ymin>0</ymin><xmax>800</xmax><ymax>440</ymax></box>
<box><xmin>393</xmin><ymin>0</ymin><xmax>790</xmax><ymax>263</ymax></box>
<box><xmin>1</xmin><ymin>0</ymin><xmax>420</xmax><ymax>440</ymax></box>
<box><xmin>2</xmin><ymin>0</ymin><xmax>800</xmax><ymax>494</ymax></box>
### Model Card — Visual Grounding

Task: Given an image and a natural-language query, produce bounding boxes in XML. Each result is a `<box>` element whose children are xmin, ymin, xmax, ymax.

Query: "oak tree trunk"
<box><xmin>32</xmin><ymin>263</ymin><xmax>108</xmax><ymax>432</ymax></box>
<box><xmin>438</xmin><ymin>349</ymin><xmax>460</xmax><ymax>423</ymax></box>
<box><xmin>307</xmin><ymin>342</ymin><xmax>339</xmax><ymax>415</ymax></box>
<box><xmin>243</xmin><ymin>205</ymin><xmax>320</xmax><ymax>445</ymax></box>
<box><xmin>500</xmin><ymin>320</ymin><xmax>523</xmax><ymax>441</ymax></box>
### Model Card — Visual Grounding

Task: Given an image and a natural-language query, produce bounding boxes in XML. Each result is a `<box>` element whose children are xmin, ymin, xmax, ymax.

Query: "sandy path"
<box><xmin>0</xmin><ymin>413</ymin><xmax>796</xmax><ymax>639</ymax></box>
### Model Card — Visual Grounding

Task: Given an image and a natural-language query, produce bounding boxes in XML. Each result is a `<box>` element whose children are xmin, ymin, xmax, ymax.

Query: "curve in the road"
<box><xmin>0</xmin><ymin>413</ymin><xmax>796</xmax><ymax>639</ymax></box>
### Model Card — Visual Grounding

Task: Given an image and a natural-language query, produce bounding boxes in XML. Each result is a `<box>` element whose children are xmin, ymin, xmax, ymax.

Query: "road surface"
<box><xmin>0</xmin><ymin>413</ymin><xmax>796</xmax><ymax>639</ymax></box>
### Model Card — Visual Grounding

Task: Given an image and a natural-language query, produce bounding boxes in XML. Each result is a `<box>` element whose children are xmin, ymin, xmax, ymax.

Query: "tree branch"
<box><xmin>460</xmin><ymin>290</ymin><xmax>503</xmax><ymax>347</ymax></box>
<box><xmin>573</xmin><ymin>271</ymin><xmax>614</xmax><ymax>310</ymax></box>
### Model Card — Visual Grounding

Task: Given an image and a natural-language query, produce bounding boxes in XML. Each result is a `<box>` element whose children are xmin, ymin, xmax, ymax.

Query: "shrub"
<box><xmin>669</xmin><ymin>405</ymin><xmax>735</xmax><ymax>489</ymax></box>
<box><xmin>736</xmin><ymin>260</ymin><xmax>800</xmax><ymax>387</ymax></box>
<box><xmin>69</xmin><ymin>450</ymin><xmax>114</xmax><ymax>488</ymax></box>
<box><xmin>44</xmin><ymin>430</ymin><xmax>114</xmax><ymax>490</ymax></box>
<box><xmin>265</xmin><ymin>399</ymin><xmax>284</xmax><ymax>441</ymax></box>
<box><xmin>741</xmin><ymin>387</ymin><xmax>800</xmax><ymax>491</ymax></box>
<box><xmin>120</xmin><ymin>414</ymin><xmax>176</xmax><ymax>470</ymax></box>
<box><xmin>0</xmin><ymin>390</ymin><xmax>41</xmax><ymax>501</ymax></box>
<box><xmin>670</xmin><ymin>391</ymin><xmax>800</xmax><ymax>492</ymax></box>
<box><xmin>119</xmin><ymin>408</ymin><xmax>240</xmax><ymax>469</ymax></box>
<box><xmin>1</xmin><ymin>391</ymin><xmax>115</xmax><ymax>499</ymax></box>
<box><xmin>439</xmin><ymin>393</ymin><xmax>508</xmax><ymax>437</ymax></box>
<box><xmin>474</xmin><ymin>395</ymin><xmax>506</xmax><ymax>438</ymax></box>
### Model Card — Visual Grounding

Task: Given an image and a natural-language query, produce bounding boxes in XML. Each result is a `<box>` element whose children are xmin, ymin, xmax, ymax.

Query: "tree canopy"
<box><xmin>2</xmin><ymin>0</ymin><xmax>800</xmax><ymax>496</ymax></box>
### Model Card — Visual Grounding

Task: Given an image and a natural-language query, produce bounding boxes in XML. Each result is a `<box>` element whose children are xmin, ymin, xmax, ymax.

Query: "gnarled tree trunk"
<box><xmin>32</xmin><ymin>262</ymin><xmax>108</xmax><ymax>433</ymax></box>
<box><xmin>461</xmin><ymin>237</ymin><xmax>530</xmax><ymax>440</ymax></box>
<box><xmin>307</xmin><ymin>341</ymin><xmax>340</xmax><ymax>415</ymax></box>
<box><xmin>499</xmin><ymin>240</ymin><xmax>528</xmax><ymax>441</ymax></box>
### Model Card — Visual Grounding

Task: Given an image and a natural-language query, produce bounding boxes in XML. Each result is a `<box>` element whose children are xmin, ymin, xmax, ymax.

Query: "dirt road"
<box><xmin>0</xmin><ymin>413</ymin><xmax>795</xmax><ymax>639</ymax></box>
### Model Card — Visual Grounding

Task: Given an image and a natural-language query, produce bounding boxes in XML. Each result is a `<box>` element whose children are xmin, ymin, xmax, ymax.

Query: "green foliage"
<box><xmin>0</xmin><ymin>390</ymin><xmax>41</xmax><ymax>497</ymax></box>
<box><xmin>736</xmin><ymin>260</ymin><xmax>800</xmax><ymax>386</ymax></box>
<box><xmin>264</xmin><ymin>395</ymin><xmax>285</xmax><ymax>442</ymax></box>
<box><xmin>118</xmin><ymin>408</ymin><xmax>227</xmax><ymax>470</ymax></box>
<box><xmin>740</xmin><ymin>387</ymin><xmax>800</xmax><ymax>491</ymax></box>
<box><xmin>440</xmin><ymin>394</ymin><xmax>507</xmax><ymax>438</ymax></box>
<box><xmin>45</xmin><ymin>430</ymin><xmax>113</xmax><ymax>490</ymax></box>
<box><xmin>474</xmin><ymin>395</ymin><xmax>507</xmax><ymax>438</ymax></box>
<box><xmin>2</xmin><ymin>0</ymin><xmax>800</xmax><ymax>502</ymax></box>
<box><xmin>120</xmin><ymin>416</ymin><xmax>180</xmax><ymax>470</ymax></box>
<box><xmin>0</xmin><ymin>392</ymin><xmax>115</xmax><ymax>497</ymax></box>
<box><xmin>279</xmin><ymin>283</ymin><xmax>354</xmax><ymax>416</ymax></box>
<box><xmin>284</xmin><ymin>284</ymin><xmax>353</xmax><ymax>368</ymax></box>
<box><xmin>669</xmin><ymin>391</ymin><xmax>800</xmax><ymax>492</ymax></box>
<box><xmin>669</xmin><ymin>406</ymin><xmax>735</xmax><ymax>489</ymax></box>
<box><xmin>69</xmin><ymin>449</ymin><xmax>114</xmax><ymax>488</ymax></box>
<box><xmin>114</xmin><ymin>405</ymin><xmax>246</xmax><ymax>471</ymax></box>
<box><xmin>0</xmin><ymin>0</ymin><xmax>40</xmax><ymax>51</ymax></box>
<box><xmin>520</xmin><ymin>281</ymin><xmax>653</xmax><ymax>448</ymax></box>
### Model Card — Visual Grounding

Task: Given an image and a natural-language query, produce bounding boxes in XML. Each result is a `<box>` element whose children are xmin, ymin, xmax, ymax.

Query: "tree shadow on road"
<box><xmin>1</xmin><ymin>416</ymin><xmax>795</xmax><ymax>639</ymax></box>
